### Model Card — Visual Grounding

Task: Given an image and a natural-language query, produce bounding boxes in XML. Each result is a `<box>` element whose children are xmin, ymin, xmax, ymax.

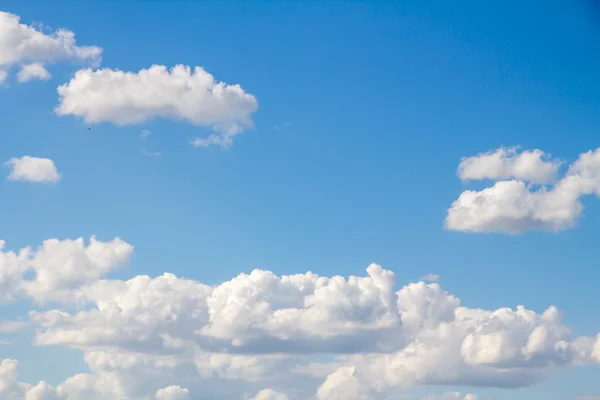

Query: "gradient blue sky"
<box><xmin>1</xmin><ymin>1</ymin><xmax>600</xmax><ymax>399</ymax></box>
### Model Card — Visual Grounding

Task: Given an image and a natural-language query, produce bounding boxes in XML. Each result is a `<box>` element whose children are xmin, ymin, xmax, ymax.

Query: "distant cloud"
<box><xmin>55</xmin><ymin>64</ymin><xmax>258</xmax><ymax>148</ymax></box>
<box><xmin>0</xmin><ymin>11</ymin><xmax>101</xmax><ymax>83</ymax></box>
<box><xmin>272</xmin><ymin>122</ymin><xmax>292</xmax><ymax>131</ymax></box>
<box><xmin>446</xmin><ymin>147</ymin><xmax>600</xmax><ymax>234</ymax></box>
<box><xmin>17</xmin><ymin>62</ymin><xmax>51</xmax><ymax>82</ymax></box>
<box><xmin>155</xmin><ymin>385</ymin><xmax>190</xmax><ymax>400</ymax></box>
<box><xmin>421</xmin><ymin>273</ymin><xmax>439</xmax><ymax>282</ymax></box>
<box><xmin>140</xmin><ymin>129</ymin><xmax>151</xmax><ymax>138</ymax></box>
<box><xmin>4</xmin><ymin>156</ymin><xmax>60</xmax><ymax>183</ymax></box>
<box><xmin>421</xmin><ymin>394</ymin><xmax>479</xmax><ymax>400</ymax></box>
<box><xmin>249</xmin><ymin>389</ymin><xmax>288</xmax><ymax>400</ymax></box>
<box><xmin>0</xmin><ymin>320</ymin><xmax>29</xmax><ymax>333</ymax></box>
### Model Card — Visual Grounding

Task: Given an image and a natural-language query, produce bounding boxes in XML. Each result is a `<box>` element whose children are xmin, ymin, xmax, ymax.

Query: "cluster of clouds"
<box><xmin>1</xmin><ymin>236</ymin><xmax>599</xmax><ymax>399</ymax></box>
<box><xmin>1</xmin><ymin>10</ymin><xmax>258</xmax><ymax>148</ymax></box>
<box><xmin>0</xmin><ymin>11</ymin><xmax>102</xmax><ymax>84</ymax></box>
<box><xmin>446</xmin><ymin>146</ymin><xmax>600</xmax><ymax>234</ymax></box>
<box><xmin>3</xmin><ymin>7</ymin><xmax>600</xmax><ymax>400</ymax></box>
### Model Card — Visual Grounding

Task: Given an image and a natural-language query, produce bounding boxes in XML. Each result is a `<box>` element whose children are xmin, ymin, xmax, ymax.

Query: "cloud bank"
<box><xmin>1</xmin><ymin>236</ymin><xmax>599</xmax><ymax>399</ymax></box>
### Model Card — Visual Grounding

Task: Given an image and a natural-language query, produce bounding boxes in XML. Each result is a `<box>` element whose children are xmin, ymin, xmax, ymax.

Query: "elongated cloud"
<box><xmin>2</xmin><ymin>236</ymin><xmax>600</xmax><ymax>398</ymax></box>
<box><xmin>458</xmin><ymin>147</ymin><xmax>560</xmax><ymax>184</ymax></box>
<box><xmin>446</xmin><ymin>147</ymin><xmax>600</xmax><ymax>234</ymax></box>
<box><xmin>55</xmin><ymin>65</ymin><xmax>258</xmax><ymax>148</ymax></box>
<box><xmin>4</xmin><ymin>156</ymin><xmax>61</xmax><ymax>183</ymax></box>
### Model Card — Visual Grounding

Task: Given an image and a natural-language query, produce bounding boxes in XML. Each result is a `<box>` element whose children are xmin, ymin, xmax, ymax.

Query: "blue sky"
<box><xmin>1</xmin><ymin>1</ymin><xmax>600</xmax><ymax>399</ymax></box>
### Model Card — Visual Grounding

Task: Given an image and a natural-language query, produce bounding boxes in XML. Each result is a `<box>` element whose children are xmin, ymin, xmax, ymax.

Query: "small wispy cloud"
<box><xmin>273</xmin><ymin>121</ymin><xmax>292</xmax><ymax>130</ymax></box>
<box><xmin>0</xmin><ymin>319</ymin><xmax>29</xmax><ymax>333</ymax></box>
<box><xmin>141</xmin><ymin>148</ymin><xmax>161</xmax><ymax>157</ymax></box>
<box><xmin>421</xmin><ymin>273</ymin><xmax>440</xmax><ymax>282</ymax></box>
<box><xmin>140</xmin><ymin>129</ymin><xmax>151</xmax><ymax>138</ymax></box>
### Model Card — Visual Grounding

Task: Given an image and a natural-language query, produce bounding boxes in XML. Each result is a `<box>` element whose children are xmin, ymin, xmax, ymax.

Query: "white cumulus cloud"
<box><xmin>458</xmin><ymin>147</ymin><xmax>560</xmax><ymax>184</ymax></box>
<box><xmin>0</xmin><ymin>236</ymin><xmax>133</xmax><ymax>305</ymax></box>
<box><xmin>0</xmin><ymin>11</ymin><xmax>101</xmax><ymax>83</ymax></box>
<box><xmin>446</xmin><ymin>147</ymin><xmax>600</xmax><ymax>233</ymax></box>
<box><xmin>1</xmin><ymin>236</ymin><xmax>599</xmax><ymax>399</ymax></box>
<box><xmin>55</xmin><ymin>64</ymin><xmax>258</xmax><ymax>148</ymax></box>
<box><xmin>155</xmin><ymin>385</ymin><xmax>190</xmax><ymax>400</ymax></box>
<box><xmin>17</xmin><ymin>62</ymin><xmax>51</xmax><ymax>82</ymax></box>
<box><xmin>249</xmin><ymin>388</ymin><xmax>289</xmax><ymax>400</ymax></box>
<box><xmin>5</xmin><ymin>156</ymin><xmax>61</xmax><ymax>183</ymax></box>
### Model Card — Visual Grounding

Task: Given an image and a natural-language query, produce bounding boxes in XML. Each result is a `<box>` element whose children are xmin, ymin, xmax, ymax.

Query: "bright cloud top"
<box><xmin>1</xmin><ymin>236</ymin><xmax>599</xmax><ymax>399</ymax></box>
<box><xmin>457</xmin><ymin>147</ymin><xmax>561</xmax><ymax>184</ymax></box>
<box><xmin>446</xmin><ymin>147</ymin><xmax>600</xmax><ymax>234</ymax></box>
<box><xmin>0</xmin><ymin>11</ymin><xmax>102</xmax><ymax>82</ymax></box>
<box><xmin>4</xmin><ymin>156</ymin><xmax>61</xmax><ymax>183</ymax></box>
<box><xmin>55</xmin><ymin>64</ymin><xmax>259</xmax><ymax>148</ymax></box>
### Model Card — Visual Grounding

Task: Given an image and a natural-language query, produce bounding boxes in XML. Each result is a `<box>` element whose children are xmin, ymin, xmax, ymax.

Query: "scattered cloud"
<box><xmin>4</xmin><ymin>156</ymin><xmax>61</xmax><ymax>183</ymax></box>
<box><xmin>272</xmin><ymin>122</ymin><xmax>292</xmax><ymax>131</ymax></box>
<box><xmin>142</xmin><ymin>148</ymin><xmax>162</xmax><ymax>157</ymax></box>
<box><xmin>0</xmin><ymin>319</ymin><xmax>29</xmax><ymax>333</ymax></box>
<box><xmin>17</xmin><ymin>62</ymin><xmax>51</xmax><ymax>82</ymax></box>
<box><xmin>55</xmin><ymin>64</ymin><xmax>258</xmax><ymax>148</ymax></box>
<box><xmin>0</xmin><ymin>235</ymin><xmax>598</xmax><ymax>398</ymax></box>
<box><xmin>0</xmin><ymin>11</ymin><xmax>102</xmax><ymax>83</ymax></box>
<box><xmin>140</xmin><ymin>129</ymin><xmax>151</xmax><ymax>138</ymax></box>
<box><xmin>446</xmin><ymin>147</ymin><xmax>600</xmax><ymax>234</ymax></box>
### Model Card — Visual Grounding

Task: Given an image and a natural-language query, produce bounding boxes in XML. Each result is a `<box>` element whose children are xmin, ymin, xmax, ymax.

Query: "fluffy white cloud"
<box><xmin>422</xmin><ymin>394</ymin><xmax>479</xmax><ymax>400</ymax></box>
<box><xmin>249</xmin><ymin>388</ymin><xmax>289</xmax><ymax>400</ymax></box>
<box><xmin>0</xmin><ymin>359</ymin><xmax>58</xmax><ymax>400</ymax></box>
<box><xmin>458</xmin><ymin>147</ymin><xmax>560</xmax><ymax>184</ymax></box>
<box><xmin>55</xmin><ymin>65</ymin><xmax>258</xmax><ymax>148</ymax></box>
<box><xmin>2</xmin><ymin>236</ymin><xmax>600</xmax><ymax>399</ymax></box>
<box><xmin>23</xmin><ymin>264</ymin><xmax>600</xmax><ymax>397</ymax></box>
<box><xmin>0</xmin><ymin>236</ymin><xmax>133</xmax><ymax>304</ymax></box>
<box><xmin>0</xmin><ymin>11</ymin><xmax>101</xmax><ymax>83</ymax></box>
<box><xmin>4</xmin><ymin>156</ymin><xmax>61</xmax><ymax>183</ymax></box>
<box><xmin>316</xmin><ymin>366</ymin><xmax>375</xmax><ymax>400</ymax></box>
<box><xmin>17</xmin><ymin>63</ymin><xmax>51</xmax><ymax>83</ymax></box>
<box><xmin>0</xmin><ymin>240</ymin><xmax>30</xmax><ymax>303</ymax></box>
<box><xmin>24</xmin><ymin>236</ymin><xmax>134</xmax><ymax>304</ymax></box>
<box><xmin>154</xmin><ymin>385</ymin><xmax>189</xmax><ymax>400</ymax></box>
<box><xmin>446</xmin><ymin>147</ymin><xmax>600</xmax><ymax>233</ymax></box>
